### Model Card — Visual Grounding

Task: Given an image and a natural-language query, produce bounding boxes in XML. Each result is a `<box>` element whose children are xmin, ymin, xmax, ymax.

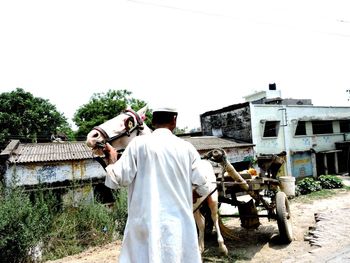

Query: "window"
<box><xmin>295</xmin><ymin>121</ymin><xmax>306</xmax><ymax>136</ymax></box>
<box><xmin>340</xmin><ymin>120</ymin><xmax>350</xmax><ymax>133</ymax></box>
<box><xmin>312</xmin><ymin>121</ymin><xmax>333</xmax><ymax>134</ymax></box>
<box><xmin>263</xmin><ymin>121</ymin><xmax>280</xmax><ymax>137</ymax></box>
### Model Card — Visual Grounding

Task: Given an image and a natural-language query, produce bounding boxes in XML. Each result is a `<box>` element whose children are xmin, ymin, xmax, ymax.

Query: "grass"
<box><xmin>294</xmin><ymin>187</ymin><xmax>349</xmax><ymax>203</ymax></box>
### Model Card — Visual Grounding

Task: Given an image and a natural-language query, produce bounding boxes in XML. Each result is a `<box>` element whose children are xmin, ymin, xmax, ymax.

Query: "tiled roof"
<box><xmin>4</xmin><ymin>136</ymin><xmax>253</xmax><ymax>164</ymax></box>
<box><xmin>183</xmin><ymin>136</ymin><xmax>253</xmax><ymax>151</ymax></box>
<box><xmin>8</xmin><ymin>141</ymin><xmax>94</xmax><ymax>164</ymax></box>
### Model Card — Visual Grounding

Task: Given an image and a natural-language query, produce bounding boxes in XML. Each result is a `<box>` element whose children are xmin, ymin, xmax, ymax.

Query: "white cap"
<box><xmin>152</xmin><ymin>106</ymin><xmax>178</xmax><ymax>113</ymax></box>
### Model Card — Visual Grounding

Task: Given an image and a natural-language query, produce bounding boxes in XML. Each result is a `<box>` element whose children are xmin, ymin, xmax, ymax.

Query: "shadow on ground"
<box><xmin>202</xmin><ymin>219</ymin><xmax>290</xmax><ymax>262</ymax></box>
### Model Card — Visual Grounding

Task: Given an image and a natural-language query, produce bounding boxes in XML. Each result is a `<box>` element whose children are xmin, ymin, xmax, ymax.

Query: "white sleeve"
<box><xmin>105</xmin><ymin>164</ymin><xmax>120</xmax><ymax>189</ymax></box>
<box><xmin>104</xmin><ymin>141</ymin><xmax>138</xmax><ymax>189</ymax></box>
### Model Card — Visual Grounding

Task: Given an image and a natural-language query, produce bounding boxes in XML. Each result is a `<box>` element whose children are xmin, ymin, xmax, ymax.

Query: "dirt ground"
<box><xmin>46</xmin><ymin>188</ymin><xmax>350</xmax><ymax>263</ymax></box>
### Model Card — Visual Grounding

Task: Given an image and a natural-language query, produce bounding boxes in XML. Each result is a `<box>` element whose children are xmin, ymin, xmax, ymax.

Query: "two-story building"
<box><xmin>200</xmin><ymin>85</ymin><xmax>350</xmax><ymax>179</ymax></box>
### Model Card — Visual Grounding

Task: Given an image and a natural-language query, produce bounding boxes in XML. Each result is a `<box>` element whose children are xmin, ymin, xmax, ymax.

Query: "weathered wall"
<box><xmin>251</xmin><ymin>104</ymin><xmax>350</xmax><ymax>155</ymax></box>
<box><xmin>201</xmin><ymin>104</ymin><xmax>252</xmax><ymax>142</ymax></box>
<box><xmin>201</xmin><ymin>103</ymin><xmax>350</xmax><ymax>177</ymax></box>
<box><xmin>5</xmin><ymin>159</ymin><xmax>106</xmax><ymax>187</ymax></box>
<box><xmin>250</xmin><ymin>104</ymin><xmax>350</xmax><ymax>176</ymax></box>
<box><xmin>291</xmin><ymin>152</ymin><xmax>314</xmax><ymax>178</ymax></box>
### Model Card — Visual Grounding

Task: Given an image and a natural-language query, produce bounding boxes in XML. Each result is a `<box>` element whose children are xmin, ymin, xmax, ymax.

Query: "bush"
<box><xmin>296</xmin><ymin>177</ymin><xmax>322</xmax><ymax>195</ymax></box>
<box><xmin>76</xmin><ymin>202</ymin><xmax>116</xmax><ymax>246</ymax></box>
<box><xmin>0</xmin><ymin>185</ymin><xmax>54</xmax><ymax>263</ymax></box>
<box><xmin>296</xmin><ymin>175</ymin><xmax>345</xmax><ymax>196</ymax></box>
<box><xmin>0</xmin><ymin>183</ymin><xmax>128</xmax><ymax>262</ymax></box>
<box><xmin>43</xmin><ymin>200</ymin><xmax>116</xmax><ymax>260</ymax></box>
<box><xmin>112</xmin><ymin>187</ymin><xmax>128</xmax><ymax>237</ymax></box>
<box><xmin>318</xmin><ymin>175</ymin><xmax>344</xmax><ymax>189</ymax></box>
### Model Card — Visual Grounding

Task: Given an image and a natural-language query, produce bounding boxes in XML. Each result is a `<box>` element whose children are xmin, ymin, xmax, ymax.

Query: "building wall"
<box><xmin>251</xmin><ymin>104</ymin><xmax>350</xmax><ymax>154</ymax></box>
<box><xmin>201</xmin><ymin>104</ymin><xmax>252</xmax><ymax>142</ymax></box>
<box><xmin>5</xmin><ymin>159</ymin><xmax>106</xmax><ymax>187</ymax></box>
<box><xmin>200</xmin><ymin>103</ymin><xmax>350</xmax><ymax>177</ymax></box>
<box><xmin>251</xmin><ymin>104</ymin><xmax>350</xmax><ymax>176</ymax></box>
<box><xmin>291</xmin><ymin>152</ymin><xmax>314</xmax><ymax>178</ymax></box>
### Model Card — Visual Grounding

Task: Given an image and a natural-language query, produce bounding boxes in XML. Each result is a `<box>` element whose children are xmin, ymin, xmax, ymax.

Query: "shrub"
<box><xmin>43</xmin><ymin>200</ymin><xmax>116</xmax><ymax>260</ymax></box>
<box><xmin>0</xmin><ymin>182</ymin><xmax>128</xmax><ymax>262</ymax></box>
<box><xmin>76</xmin><ymin>202</ymin><xmax>116</xmax><ymax>246</ymax></box>
<box><xmin>296</xmin><ymin>177</ymin><xmax>322</xmax><ymax>195</ymax></box>
<box><xmin>112</xmin><ymin>187</ymin><xmax>128</xmax><ymax>237</ymax></box>
<box><xmin>0</xmin><ymin>185</ymin><xmax>54</xmax><ymax>263</ymax></box>
<box><xmin>318</xmin><ymin>175</ymin><xmax>344</xmax><ymax>189</ymax></box>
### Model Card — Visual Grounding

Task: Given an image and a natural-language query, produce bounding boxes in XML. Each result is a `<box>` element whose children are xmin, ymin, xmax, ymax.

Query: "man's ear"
<box><xmin>172</xmin><ymin>115</ymin><xmax>177</xmax><ymax>127</ymax></box>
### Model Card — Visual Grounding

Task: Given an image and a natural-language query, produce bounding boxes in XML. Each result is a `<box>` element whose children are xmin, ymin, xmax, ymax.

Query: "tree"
<box><xmin>0</xmin><ymin>88</ymin><xmax>71</xmax><ymax>149</ymax></box>
<box><xmin>73</xmin><ymin>89</ymin><xmax>151</xmax><ymax>140</ymax></box>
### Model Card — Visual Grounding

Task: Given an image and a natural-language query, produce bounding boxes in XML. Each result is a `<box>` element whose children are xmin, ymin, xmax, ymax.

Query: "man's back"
<box><xmin>113</xmin><ymin>128</ymin><xmax>202</xmax><ymax>263</ymax></box>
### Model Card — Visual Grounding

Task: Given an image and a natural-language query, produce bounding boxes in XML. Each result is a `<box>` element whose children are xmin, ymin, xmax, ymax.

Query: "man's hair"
<box><xmin>152</xmin><ymin>111</ymin><xmax>178</xmax><ymax>125</ymax></box>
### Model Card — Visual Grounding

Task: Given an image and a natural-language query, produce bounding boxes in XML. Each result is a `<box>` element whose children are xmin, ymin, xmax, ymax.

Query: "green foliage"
<box><xmin>112</xmin><ymin>188</ymin><xmax>128</xmax><ymax>237</ymax></box>
<box><xmin>76</xmin><ymin>202</ymin><xmax>115</xmax><ymax>246</ymax></box>
<box><xmin>296</xmin><ymin>177</ymin><xmax>322</xmax><ymax>195</ymax></box>
<box><xmin>0</xmin><ymin>185</ymin><xmax>54</xmax><ymax>262</ymax></box>
<box><xmin>296</xmin><ymin>175</ymin><xmax>344</xmax><ymax>196</ymax></box>
<box><xmin>318</xmin><ymin>175</ymin><xmax>344</xmax><ymax>189</ymax></box>
<box><xmin>0</xmin><ymin>88</ymin><xmax>72</xmax><ymax>149</ymax></box>
<box><xmin>73</xmin><ymin>89</ymin><xmax>151</xmax><ymax>140</ymax></box>
<box><xmin>0</xmin><ymin>182</ymin><xmax>128</xmax><ymax>261</ymax></box>
<box><xmin>295</xmin><ymin>189</ymin><xmax>339</xmax><ymax>203</ymax></box>
<box><xmin>44</xmin><ymin>201</ymin><xmax>116</xmax><ymax>260</ymax></box>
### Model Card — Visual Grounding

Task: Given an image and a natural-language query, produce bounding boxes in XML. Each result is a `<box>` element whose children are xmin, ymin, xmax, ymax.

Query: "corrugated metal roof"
<box><xmin>5</xmin><ymin>137</ymin><xmax>253</xmax><ymax>164</ymax></box>
<box><xmin>8</xmin><ymin>142</ymin><xmax>94</xmax><ymax>164</ymax></box>
<box><xmin>183</xmin><ymin>136</ymin><xmax>254</xmax><ymax>151</ymax></box>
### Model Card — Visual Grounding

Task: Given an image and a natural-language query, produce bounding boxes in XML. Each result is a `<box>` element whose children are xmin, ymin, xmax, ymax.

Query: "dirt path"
<box><xmin>46</xmin><ymin>189</ymin><xmax>350</xmax><ymax>263</ymax></box>
<box><xmin>230</xmin><ymin>189</ymin><xmax>350</xmax><ymax>263</ymax></box>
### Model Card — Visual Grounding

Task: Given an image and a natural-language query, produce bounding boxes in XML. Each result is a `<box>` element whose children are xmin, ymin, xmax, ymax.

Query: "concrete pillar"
<box><xmin>323</xmin><ymin>153</ymin><xmax>328</xmax><ymax>175</ymax></box>
<box><xmin>334</xmin><ymin>152</ymin><xmax>339</xmax><ymax>174</ymax></box>
<box><xmin>311</xmin><ymin>152</ymin><xmax>317</xmax><ymax>178</ymax></box>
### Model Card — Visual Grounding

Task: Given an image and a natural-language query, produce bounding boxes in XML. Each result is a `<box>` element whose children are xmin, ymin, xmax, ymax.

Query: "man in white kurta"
<box><xmin>105</xmin><ymin>109</ymin><xmax>209</xmax><ymax>263</ymax></box>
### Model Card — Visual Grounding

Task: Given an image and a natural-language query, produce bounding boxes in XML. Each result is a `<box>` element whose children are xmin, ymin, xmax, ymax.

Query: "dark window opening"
<box><xmin>312</xmin><ymin>121</ymin><xmax>333</xmax><ymax>134</ymax></box>
<box><xmin>340</xmin><ymin>120</ymin><xmax>350</xmax><ymax>133</ymax></box>
<box><xmin>263</xmin><ymin>121</ymin><xmax>280</xmax><ymax>137</ymax></box>
<box><xmin>295</xmin><ymin>121</ymin><xmax>306</xmax><ymax>136</ymax></box>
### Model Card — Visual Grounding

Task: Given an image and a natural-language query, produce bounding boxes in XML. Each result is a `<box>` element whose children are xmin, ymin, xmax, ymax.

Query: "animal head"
<box><xmin>86</xmin><ymin>105</ymin><xmax>151</xmax><ymax>156</ymax></box>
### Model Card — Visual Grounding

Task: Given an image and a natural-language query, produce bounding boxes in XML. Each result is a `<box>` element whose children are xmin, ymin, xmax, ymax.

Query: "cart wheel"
<box><xmin>276</xmin><ymin>191</ymin><xmax>293</xmax><ymax>243</ymax></box>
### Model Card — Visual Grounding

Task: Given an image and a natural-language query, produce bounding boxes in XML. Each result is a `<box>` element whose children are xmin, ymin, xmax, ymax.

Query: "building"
<box><xmin>0</xmin><ymin>137</ymin><xmax>255</xmax><ymax>203</ymax></box>
<box><xmin>0</xmin><ymin>140</ymin><xmax>111</xmax><ymax>205</ymax></box>
<box><xmin>200</xmin><ymin>85</ymin><xmax>350</xmax><ymax>178</ymax></box>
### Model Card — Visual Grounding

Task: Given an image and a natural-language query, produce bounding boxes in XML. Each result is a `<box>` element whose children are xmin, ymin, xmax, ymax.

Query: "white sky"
<box><xmin>1</xmin><ymin>0</ymin><xmax>350</xmax><ymax>131</ymax></box>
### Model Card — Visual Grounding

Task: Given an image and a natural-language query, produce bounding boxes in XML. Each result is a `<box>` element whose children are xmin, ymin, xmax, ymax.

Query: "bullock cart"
<box><xmin>202</xmin><ymin>149</ymin><xmax>293</xmax><ymax>244</ymax></box>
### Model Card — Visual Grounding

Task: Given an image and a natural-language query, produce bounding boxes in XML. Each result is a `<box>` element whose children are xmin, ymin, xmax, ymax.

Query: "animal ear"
<box><xmin>137</xmin><ymin>105</ymin><xmax>148</xmax><ymax>121</ymax></box>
